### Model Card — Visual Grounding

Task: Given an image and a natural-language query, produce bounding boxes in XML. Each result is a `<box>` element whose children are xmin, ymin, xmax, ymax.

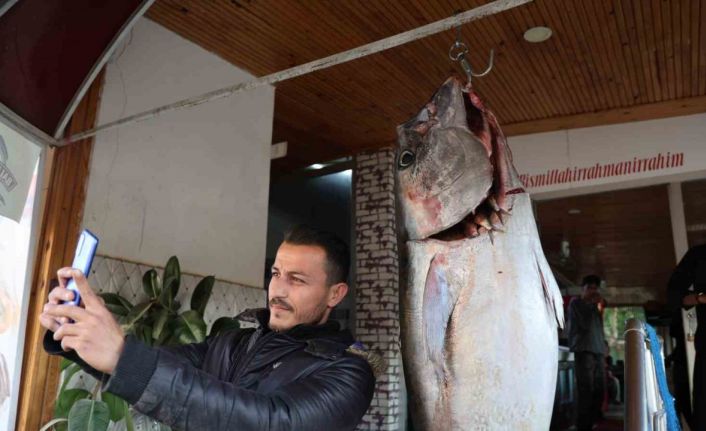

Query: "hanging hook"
<box><xmin>448</xmin><ymin>22</ymin><xmax>494</xmax><ymax>87</ymax></box>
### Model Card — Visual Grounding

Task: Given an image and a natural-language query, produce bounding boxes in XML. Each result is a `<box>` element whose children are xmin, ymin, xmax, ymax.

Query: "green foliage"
<box><xmin>46</xmin><ymin>256</ymin><xmax>240</xmax><ymax>431</ymax></box>
<box><xmin>67</xmin><ymin>399</ymin><xmax>110</xmax><ymax>431</ymax></box>
<box><xmin>603</xmin><ymin>306</ymin><xmax>646</xmax><ymax>361</ymax></box>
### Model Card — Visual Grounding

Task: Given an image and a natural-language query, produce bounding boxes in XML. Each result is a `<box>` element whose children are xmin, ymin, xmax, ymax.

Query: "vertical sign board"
<box><xmin>0</xmin><ymin>119</ymin><xmax>41</xmax><ymax>431</ymax></box>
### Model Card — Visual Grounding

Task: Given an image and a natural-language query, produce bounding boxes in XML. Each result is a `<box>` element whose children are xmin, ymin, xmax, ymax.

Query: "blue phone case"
<box><xmin>64</xmin><ymin>229</ymin><xmax>99</xmax><ymax>306</ymax></box>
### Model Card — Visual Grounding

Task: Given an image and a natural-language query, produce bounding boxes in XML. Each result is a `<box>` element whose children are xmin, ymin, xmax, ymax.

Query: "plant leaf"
<box><xmin>179</xmin><ymin>310</ymin><xmax>207</xmax><ymax>343</ymax></box>
<box><xmin>134</xmin><ymin>323</ymin><xmax>153</xmax><ymax>346</ymax></box>
<box><xmin>209</xmin><ymin>316</ymin><xmax>240</xmax><ymax>337</ymax></box>
<box><xmin>125</xmin><ymin>408</ymin><xmax>135</xmax><ymax>431</ymax></box>
<box><xmin>101</xmin><ymin>392</ymin><xmax>128</xmax><ymax>422</ymax></box>
<box><xmin>152</xmin><ymin>308</ymin><xmax>170</xmax><ymax>341</ymax></box>
<box><xmin>190</xmin><ymin>276</ymin><xmax>215</xmax><ymax>317</ymax></box>
<box><xmin>60</xmin><ymin>358</ymin><xmax>74</xmax><ymax>371</ymax></box>
<box><xmin>68</xmin><ymin>399</ymin><xmax>110</xmax><ymax>431</ymax></box>
<box><xmin>99</xmin><ymin>293</ymin><xmax>133</xmax><ymax>316</ymax></box>
<box><xmin>122</xmin><ymin>301</ymin><xmax>153</xmax><ymax>331</ymax></box>
<box><xmin>54</xmin><ymin>388</ymin><xmax>90</xmax><ymax>419</ymax></box>
<box><xmin>142</xmin><ymin>269</ymin><xmax>161</xmax><ymax>300</ymax></box>
<box><xmin>59</xmin><ymin>363</ymin><xmax>82</xmax><ymax>393</ymax></box>
<box><xmin>163</xmin><ymin>256</ymin><xmax>181</xmax><ymax>299</ymax></box>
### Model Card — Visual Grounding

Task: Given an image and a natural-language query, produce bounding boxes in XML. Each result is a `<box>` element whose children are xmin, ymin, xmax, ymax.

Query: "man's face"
<box><xmin>583</xmin><ymin>283</ymin><xmax>600</xmax><ymax>302</ymax></box>
<box><xmin>268</xmin><ymin>242</ymin><xmax>346</xmax><ymax>331</ymax></box>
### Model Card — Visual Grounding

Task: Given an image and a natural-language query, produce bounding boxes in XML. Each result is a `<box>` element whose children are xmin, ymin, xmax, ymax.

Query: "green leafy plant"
<box><xmin>43</xmin><ymin>256</ymin><xmax>239</xmax><ymax>431</ymax></box>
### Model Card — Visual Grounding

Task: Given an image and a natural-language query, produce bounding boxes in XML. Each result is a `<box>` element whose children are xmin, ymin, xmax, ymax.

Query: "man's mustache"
<box><xmin>269</xmin><ymin>297</ymin><xmax>293</xmax><ymax>311</ymax></box>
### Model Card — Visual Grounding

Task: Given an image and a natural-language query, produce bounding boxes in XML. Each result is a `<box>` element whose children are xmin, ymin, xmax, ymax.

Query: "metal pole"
<box><xmin>61</xmin><ymin>0</ymin><xmax>532</xmax><ymax>145</ymax></box>
<box><xmin>625</xmin><ymin>318</ymin><xmax>647</xmax><ymax>431</ymax></box>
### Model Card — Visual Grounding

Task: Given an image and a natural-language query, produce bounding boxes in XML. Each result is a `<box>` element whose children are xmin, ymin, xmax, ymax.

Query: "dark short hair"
<box><xmin>582</xmin><ymin>275</ymin><xmax>601</xmax><ymax>287</ymax></box>
<box><xmin>283</xmin><ymin>225</ymin><xmax>350</xmax><ymax>285</ymax></box>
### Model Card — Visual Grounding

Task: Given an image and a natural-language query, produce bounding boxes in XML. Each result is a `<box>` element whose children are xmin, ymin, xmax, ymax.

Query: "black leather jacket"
<box><xmin>45</xmin><ymin>309</ymin><xmax>375</xmax><ymax>431</ymax></box>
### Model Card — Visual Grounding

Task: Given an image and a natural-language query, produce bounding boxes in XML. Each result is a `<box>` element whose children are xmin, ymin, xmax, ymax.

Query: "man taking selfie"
<box><xmin>40</xmin><ymin>225</ymin><xmax>377</xmax><ymax>431</ymax></box>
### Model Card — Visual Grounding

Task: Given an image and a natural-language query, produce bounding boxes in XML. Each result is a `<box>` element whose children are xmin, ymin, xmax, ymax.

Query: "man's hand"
<box><xmin>39</xmin><ymin>268</ymin><xmax>125</xmax><ymax>374</ymax></box>
<box><xmin>683</xmin><ymin>293</ymin><xmax>703</xmax><ymax>307</ymax></box>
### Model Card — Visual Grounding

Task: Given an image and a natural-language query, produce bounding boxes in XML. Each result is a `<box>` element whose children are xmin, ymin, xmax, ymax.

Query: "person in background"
<box><xmin>668</xmin><ymin>243</ymin><xmax>706</xmax><ymax>430</ymax></box>
<box><xmin>568</xmin><ymin>274</ymin><xmax>606</xmax><ymax>431</ymax></box>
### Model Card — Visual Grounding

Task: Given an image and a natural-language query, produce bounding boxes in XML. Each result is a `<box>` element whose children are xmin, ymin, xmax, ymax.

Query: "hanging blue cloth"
<box><xmin>644</xmin><ymin>323</ymin><xmax>681</xmax><ymax>431</ymax></box>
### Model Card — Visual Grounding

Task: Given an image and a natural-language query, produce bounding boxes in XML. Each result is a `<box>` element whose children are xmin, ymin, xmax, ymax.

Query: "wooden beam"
<box><xmin>15</xmin><ymin>71</ymin><xmax>104</xmax><ymax>430</ymax></box>
<box><xmin>502</xmin><ymin>95</ymin><xmax>706</xmax><ymax>136</ymax></box>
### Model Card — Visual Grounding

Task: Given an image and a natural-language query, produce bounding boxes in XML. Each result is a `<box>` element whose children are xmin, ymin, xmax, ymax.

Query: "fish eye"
<box><xmin>398</xmin><ymin>150</ymin><xmax>416</xmax><ymax>169</ymax></box>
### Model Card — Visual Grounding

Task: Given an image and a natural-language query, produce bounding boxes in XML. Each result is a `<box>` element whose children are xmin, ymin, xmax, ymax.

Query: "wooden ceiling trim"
<box><xmin>266</xmin><ymin>4</ymin><xmax>436</xmax><ymax>126</ymax></box>
<box><xmin>528</xmin><ymin>1</ymin><xmax>592</xmax><ymax>114</ymax></box>
<box><xmin>577</xmin><ymin>1</ymin><xmax>622</xmax><ymax>109</ymax></box>
<box><xmin>585</xmin><ymin>1</ymin><xmax>631</xmax><ymax>107</ymax></box>
<box><xmin>624</xmin><ymin>0</ymin><xmax>655</xmax><ymax>103</ymax></box>
<box><xmin>569</xmin><ymin>2</ymin><xmax>616</xmax><ymax>110</ymax></box>
<box><xmin>502</xmin><ymin>94</ymin><xmax>706</xmax><ymax>136</ymax></box>
<box><xmin>549</xmin><ymin>8</ymin><xmax>601</xmax><ymax>109</ymax></box>
<box><xmin>534</xmin><ymin>1</ymin><xmax>591</xmax><ymax>113</ymax></box>
<box><xmin>674</xmin><ymin>0</ymin><xmax>685</xmax><ymax>98</ymax></box>
<box><xmin>525</xmin><ymin>3</ymin><xmax>584</xmax><ymax>115</ymax></box>
<box><xmin>374</xmin><ymin>1</ymin><xmax>462</xmax><ymax>100</ymax></box>
<box><xmin>500</xmin><ymin>3</ymin><xmax>572</xmax><ymax>117</ymax></box>
<box><xmin>491</xmin><ymin>5</ymin><xmax>560</xmax><ymax>118</ymax></box>
<box><xmin>644</xmin><ymin>3</ymin><xmax>669</xmax><ymax>100</ymax></box>
<box><xmin>614</xmin><ymin>0</ymin><xmax>649</xmax><ymax>105</ymax></box>
<box><xmin>660</xmin><ymin>0</ymin><xmax>676</xmax><ymax>100</ymax></box>
<box><xmin>644</xmin><ymin>1</ymin><xmax>664</xmax><ymax>101</ymax></box>
<box><xmin>169</xmin><ymin>3</ymin><xmax>278</xmax><ymax>72</ymax></box>
<box><xmin>600</xmin><ymin>0</ymin><xmax>640</xmax><ymax>105</ymax></box>
<box><xmin>700</xmin><ymin>1</ymin><xmax>706</xmax><ymax>95</ymax></box>
<box><xmin>453</xmin><ymin>3</ymin><xmax>541</xmax><ymax>120</ymax></box>
<box><xmin>318</xmin><ymin>5</ymin><xmax>442</xmax><ymax>112</ymax></box>
<box><xmin>368</xmin><ymin>0</ymin><xmax>485</xmax><ymax>112</ymax></box>
<box><xmin>186</xmin><ymin>2</ymin><xmax>428</xmax><ymax>135</ymax></box>
<box><xmin>682</xmin><ymin>1</ymin><xmax>699</xmax><ymax>96</ymax></box>
<box><xmin>689</xmin><ymin>1</ymin><xmax>701</xmax><ymax>96</ymax></box>
<box><xmin>474</xmin><ymin>4</ymin><xmax>552</xmax><ymax>119</ymax></box>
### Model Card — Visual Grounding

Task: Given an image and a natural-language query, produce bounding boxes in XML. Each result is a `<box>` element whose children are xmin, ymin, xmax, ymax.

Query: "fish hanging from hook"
<box><xmin>448</xmin><ymin>23</ymin><xmax>494</xmax><ymax>90</ymax></box>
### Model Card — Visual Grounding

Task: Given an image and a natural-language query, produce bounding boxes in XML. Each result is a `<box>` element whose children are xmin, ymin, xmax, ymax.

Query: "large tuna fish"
<box><xmin>396</xmin><ymin>77</ymin><xmax>564</xmax><ymax>430</ymax></box>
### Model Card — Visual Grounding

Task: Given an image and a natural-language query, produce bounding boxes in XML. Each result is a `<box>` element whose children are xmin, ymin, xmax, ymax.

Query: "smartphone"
<box><xmin>63</xmin><ymin>229</ymin><xmax>99</xmax><ymax>306</ymax></box>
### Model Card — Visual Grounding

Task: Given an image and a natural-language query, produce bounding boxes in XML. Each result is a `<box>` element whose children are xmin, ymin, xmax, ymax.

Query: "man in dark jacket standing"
<box><xmin>668</xmin><ymin>243</ymin><xmax>706</xmax><ymax>431</ymax></box>
<box><xmin>567</xmin><ymin>274</ymin><xmax>606</xmax><ymax>431</ymax></box>
<box><xmin>40</xmin><ymin>225</ymin><xmax>376</xmax><ymax>431</ymax></box>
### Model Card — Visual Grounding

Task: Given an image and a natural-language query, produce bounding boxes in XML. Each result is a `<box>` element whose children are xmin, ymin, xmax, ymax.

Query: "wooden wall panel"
<box><xmin>535</xmin><ymin>184</ymin><xmax>676</xmax><ymax>306</ymax></box>
<box><xmin>15</xmin><ymin>72</ymin><xmax>103</xmax><ymax>430</ymax></box>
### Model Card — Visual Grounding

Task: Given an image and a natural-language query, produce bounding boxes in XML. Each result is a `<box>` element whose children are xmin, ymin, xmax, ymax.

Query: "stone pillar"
<box><xmin>354</xmin><ymin>148</ymin><xmax>402</xmax><ymax>430</ymax></box>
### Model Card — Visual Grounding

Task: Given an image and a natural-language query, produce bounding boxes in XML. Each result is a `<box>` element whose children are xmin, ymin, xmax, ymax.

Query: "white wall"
<box><xmin>509</xmin><ymin>113</ymin><xmax>706</xmax><ymax>200</ymax></box>
<box><xmin>83</xmin><ymin>18</ymin><xmax>274</xmax><ymax>287</ymax></box>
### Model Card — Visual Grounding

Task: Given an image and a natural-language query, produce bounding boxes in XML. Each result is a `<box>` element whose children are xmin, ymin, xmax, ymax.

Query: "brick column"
<box><xmin>354</xmin><ymin>148</ymin><xmax>401</xmax><ymax>430</ymax></box>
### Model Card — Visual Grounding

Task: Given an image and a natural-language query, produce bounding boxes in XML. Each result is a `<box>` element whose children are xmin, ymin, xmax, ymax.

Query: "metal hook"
<box><xmin>448</xmin><ymin>23</ymin><xmax>494</xmax><ymax>86</ymax></box>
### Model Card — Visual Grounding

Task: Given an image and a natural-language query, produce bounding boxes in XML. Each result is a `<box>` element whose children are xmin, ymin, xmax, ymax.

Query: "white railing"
<box><xmin>624</xmin><ymin>318</ymin><xmax>668</xmax><ymax>431</ymax></box>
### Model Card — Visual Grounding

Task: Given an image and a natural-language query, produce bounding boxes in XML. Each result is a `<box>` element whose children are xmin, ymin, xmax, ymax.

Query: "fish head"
<box><xmin>396</xmin><ymin>77</ymin><xmax>498</xmax><ymax>241</ymax></box>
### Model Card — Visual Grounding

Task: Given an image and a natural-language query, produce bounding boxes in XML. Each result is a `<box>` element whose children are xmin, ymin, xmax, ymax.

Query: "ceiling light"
<box><xmin>310</xmin><ymin>163</ymin><xmax>325</xmax><ymax>170</ymax></box>
<box><xmin>523</xmin><ymin>26</ymin><xmax>552</xmax><ymax>43</ymax></box>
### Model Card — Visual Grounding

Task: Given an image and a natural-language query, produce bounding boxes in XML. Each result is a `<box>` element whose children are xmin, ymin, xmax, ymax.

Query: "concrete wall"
<box><xmin>82</xmin><ymin>18</ymin><xmax>274</xmax><ymax>287</ymax></box>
